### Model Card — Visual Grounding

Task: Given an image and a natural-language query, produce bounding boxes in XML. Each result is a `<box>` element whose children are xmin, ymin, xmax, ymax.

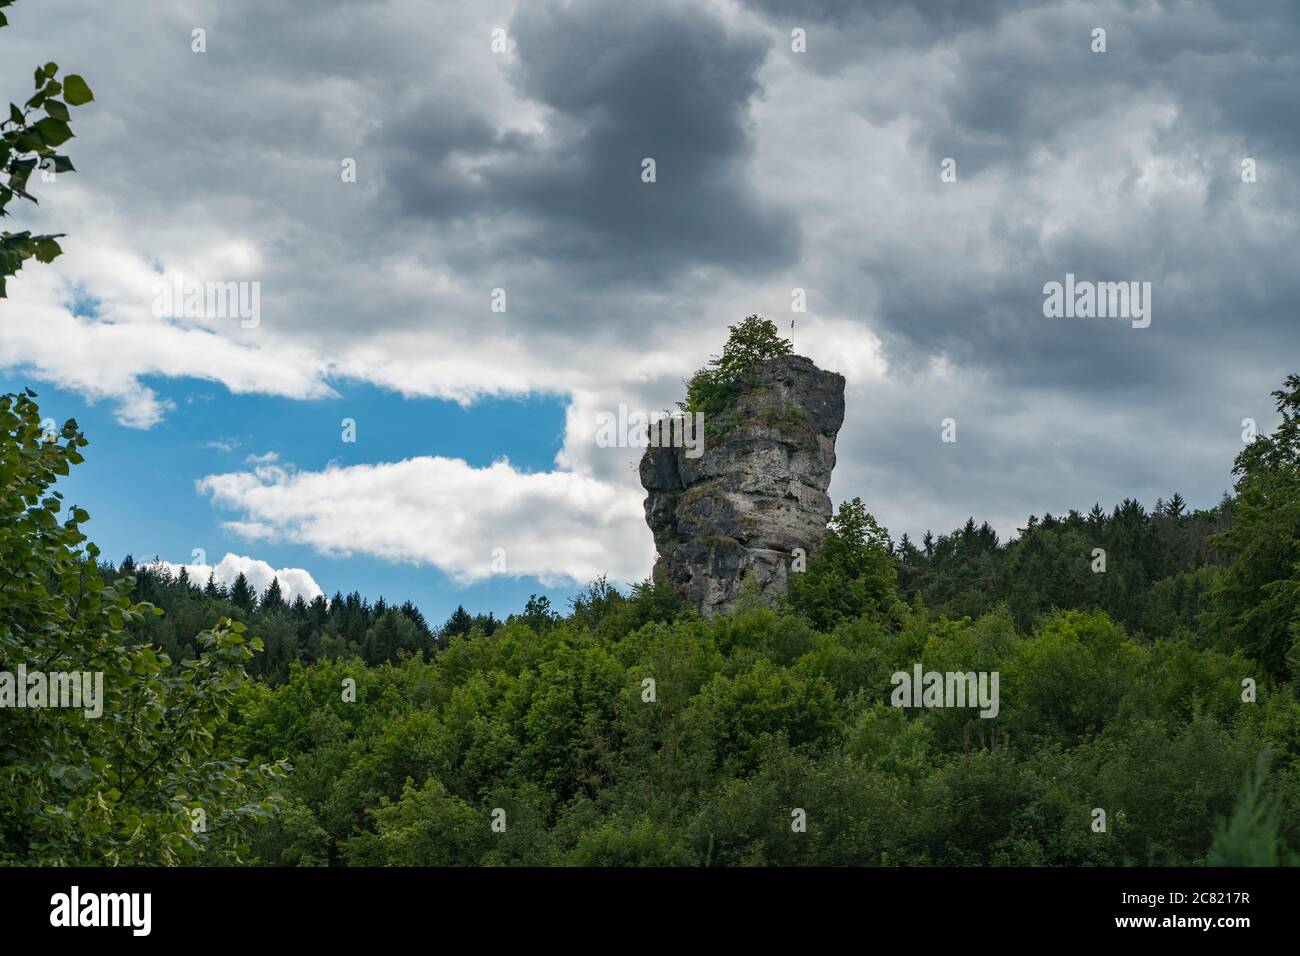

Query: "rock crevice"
<box><xmin>640</xmin><ymin>354</ymin><xmax>846</xmax><ymax>617</ymax></box>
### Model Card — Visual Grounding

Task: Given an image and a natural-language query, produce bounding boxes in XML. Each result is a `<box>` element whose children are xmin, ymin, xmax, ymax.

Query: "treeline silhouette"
<box><xmin>103</xmin><ymin>557</ymin><xmax>506</xmax><ymax>684</ymax></box>
<box><xmin>896</xmin><ymin>492</ymin><xmax>1232</xmax><ymax>636</ymax></box>
<box><xmin>108</xmin><ymin>488</ymin><xmax>1233</xmax><ymax>687</ymax></box>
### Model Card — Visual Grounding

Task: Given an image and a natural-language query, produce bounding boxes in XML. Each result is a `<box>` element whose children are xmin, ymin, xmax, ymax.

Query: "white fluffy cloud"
<box><xmin>155</xmin><ymin>553</ymin><xmax>324</xmax><ymax>605</ymax></box>
<box><xmin>197</xmin><ymin>456</ymin><xmax>653</xmax><ymax>586</ymax></box>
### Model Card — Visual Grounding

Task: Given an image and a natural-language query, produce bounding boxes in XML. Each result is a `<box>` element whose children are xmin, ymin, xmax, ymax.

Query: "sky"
<box><xmin>1</xmin><ymin>0</ymin><xmax>1296</xmax><ymax>625</ymax></box>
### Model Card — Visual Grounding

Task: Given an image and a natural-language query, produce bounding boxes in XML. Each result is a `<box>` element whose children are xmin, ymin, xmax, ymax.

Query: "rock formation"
<box><xmin>640</xmin><ymin>354</ymin><xmax>846</xmax><ymax>617</ymax></box>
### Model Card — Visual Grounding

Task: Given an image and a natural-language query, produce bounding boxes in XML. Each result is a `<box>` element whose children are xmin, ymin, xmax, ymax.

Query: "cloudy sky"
<box><xmin>1</xmin><ymin>0</ymin><xmax>1295</xmax><ymax>623</ymax></box>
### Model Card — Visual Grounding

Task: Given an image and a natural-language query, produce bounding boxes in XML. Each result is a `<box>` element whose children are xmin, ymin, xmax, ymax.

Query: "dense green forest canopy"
<box><xmin>3</xmin><ymin>376</ymin><xmax>1300</xmax><ymax>865</ymax></box>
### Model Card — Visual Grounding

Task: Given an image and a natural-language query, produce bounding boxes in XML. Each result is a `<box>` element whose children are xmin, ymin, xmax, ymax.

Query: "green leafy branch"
<box><xmin>0</xmin><ymin>2</ymin><xmax>94</xmax><ymax>297</ymax></box>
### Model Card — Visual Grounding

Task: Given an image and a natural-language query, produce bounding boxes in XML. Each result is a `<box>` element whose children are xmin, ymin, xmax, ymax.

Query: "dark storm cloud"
<box><xmin>749</xmin><ymin>0</ymin><xmax>1300</xmax><ymax>163</ymax></box>
<box><xmin>743</xmin><ymin>0</ymin><xmax>1048</xmax><ymax>77</ymax></box>
<box><xmin>748</xmin><ymin>0</ymin><xmax>1300</xmax><ymax>398</ymax></box>
<box><xmin>746</xmin><ymin>0</ymin><xmax>1039</xmax><ymax>32</ymax></box>
<box><xmin>378</xmin><ymin>0</ymin><xmax>799</xmax><ymax>281</ymax></box>
<box><xmin>857</xmin><ymin>194</ymin><xmax>1300</xmax><ymax>396</ymax></box>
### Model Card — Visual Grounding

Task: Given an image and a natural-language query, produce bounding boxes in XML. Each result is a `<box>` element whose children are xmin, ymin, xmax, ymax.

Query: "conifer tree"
<box><xmin>261</xmin><ymin>576</ymin><xmax>285</xmax><ymax>613</ymax></box>
<box><xmin>230</xmin><ymin>572</ymin><xmax>256</xmax><ymax>612</ymax></box>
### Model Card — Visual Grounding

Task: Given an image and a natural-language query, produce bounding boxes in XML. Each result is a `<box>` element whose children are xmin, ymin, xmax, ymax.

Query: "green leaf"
<box><xmin>63</xmin><ymin>75</ymin><xmax>93</xmax><ymax>106</ymax></box>
<box><xmin>33</xmin><ymin>237</ymin><xmax>61</xmax><ymax>264</ymax></box>
<box><xmin>33</xmin><ymin>117</ymin><xmax>72</xmax><ymax>148</ymax></box>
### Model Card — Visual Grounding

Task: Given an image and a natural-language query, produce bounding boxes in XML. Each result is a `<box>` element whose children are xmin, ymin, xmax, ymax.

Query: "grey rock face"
<box><xmin>640</xmin><ymin>354</ymin><xmax>846</xmax><ymax>617</ymax></box>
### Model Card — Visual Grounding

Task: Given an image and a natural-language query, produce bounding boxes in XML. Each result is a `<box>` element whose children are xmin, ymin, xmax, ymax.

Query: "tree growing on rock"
<box><xmin>680</xmin><ymin>315</ymin><xmax>793</xmax><ymax>415</ymax></box>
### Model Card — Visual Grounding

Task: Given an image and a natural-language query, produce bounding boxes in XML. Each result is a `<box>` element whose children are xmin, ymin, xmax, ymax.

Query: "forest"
<box><xmin>3</xmin><ymin>373</ymin><xmax>1298</xmax><ymax>866</ymax></box>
